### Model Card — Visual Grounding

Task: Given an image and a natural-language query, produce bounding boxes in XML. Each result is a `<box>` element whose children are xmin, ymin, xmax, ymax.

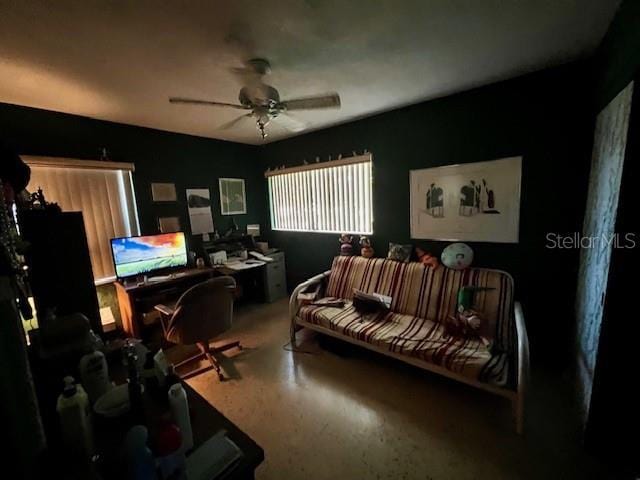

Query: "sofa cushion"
<box><xmin>298</xmin><ymin>301</ymin><xmax>509</xmax><ymax>387</ymax></box>
<box><xmin>325</xmin><ymin>256</ymin><xmax>514</xmax><ymax>353</ymax></box>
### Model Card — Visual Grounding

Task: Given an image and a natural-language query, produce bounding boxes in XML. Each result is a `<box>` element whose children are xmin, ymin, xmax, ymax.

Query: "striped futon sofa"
<box><xmin>289</xmin><ymin>256</ymin><xmax>529</xmax><ymax>433</ymax></box>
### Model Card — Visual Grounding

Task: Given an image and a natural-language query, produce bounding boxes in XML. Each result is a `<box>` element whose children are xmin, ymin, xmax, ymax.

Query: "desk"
<box><xmin>213</xmin><ymin>262</ymin><xmax>266</xmax><ymax>303</ymax></box>
<box><xmin>213</xmin><ymin>251</ymin><xmax>287</xmax><ymax>303</ymax></box>
<box><xmin>115</xmin><ymin>268</ymin><xmax>215</xmax><ymax>338</ymax></box>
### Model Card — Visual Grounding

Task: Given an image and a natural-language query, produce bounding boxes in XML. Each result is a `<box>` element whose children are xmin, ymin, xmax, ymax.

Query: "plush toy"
<box><xmin>359</xmin><ymin>236</ymin><xmax>375</xmax><ymax>258</ymax></box>
<box><xmin>387</xmin><ymin>242</ymin><xmax>412</xmax><ymax>262</ymax></box>
<box><xmin>457</xmin><ymin>285</ymin><xmax>495</xmax><ymax>312</ymax></box>
<box><xmin>415</xmin><ymin>247</ymin><xmax>440</xmax><ymax>269</ymax></box>
<box><xmin>339</xmin><ymin>234</ymin><xmax>354</xmax><ymax>256</ymax></box>
<box><xmin>445</xmin><ymin>309</ymin><xmax>490</xmax><ymax>346</ymax></box>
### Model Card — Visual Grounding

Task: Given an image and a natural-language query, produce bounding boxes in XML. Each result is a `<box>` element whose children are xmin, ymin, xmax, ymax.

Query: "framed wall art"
<box><xmin>186</xmin><ymin>188</ymin><xmax>214</xmax><ymax>235</ymax></box>
<box><xmin>409</xmin><ymin>156</ymin><xmax>522</xmax><ymax>243</ymax></box>
<box><xmin>158</xmin><ymin>216</ymin><xmax>180</xmax><ymax>233</ymax></box>
<box><xmin>219</xmin><ymin>178</ymin><xmax>247</xmax><ymax>215</ymax></box>
<box><xmin>151</xmin><ymin>182</ymin><xmax>177</xmax><ymax>202</ymax></box>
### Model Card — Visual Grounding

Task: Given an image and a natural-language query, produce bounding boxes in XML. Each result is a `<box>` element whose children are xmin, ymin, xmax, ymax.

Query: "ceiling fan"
<box><xmin>169</xmin><ymin>58</ymin><xmax>341</xmax><ymax>140</ymax></box>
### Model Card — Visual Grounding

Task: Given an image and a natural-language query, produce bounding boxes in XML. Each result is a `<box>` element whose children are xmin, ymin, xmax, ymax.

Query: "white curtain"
<box><xmin>267</xmin><ymin>155</ymin><xmax>373</xmax><ymax>234</ymax></box>
<box><xmin>25</xmin><ymin>159</ymin><xmax>139</xmax><ymax>282</ymax></box>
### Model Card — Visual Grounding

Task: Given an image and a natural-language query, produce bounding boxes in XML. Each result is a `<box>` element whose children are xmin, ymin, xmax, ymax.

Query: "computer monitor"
<box><xmin>110</xmin><ymin>232</ymin><xmax>188</xmax><ymax>279</ymax></box>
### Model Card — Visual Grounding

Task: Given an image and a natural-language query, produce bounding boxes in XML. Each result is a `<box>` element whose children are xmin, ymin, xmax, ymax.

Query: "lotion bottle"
<box><xmin>56</xmin><ymin>376</ymin><xmax>93</xmax><ymax>458</ymax></box>
<box><xmin>168</xmin><ymin>383</ymin><xmax>193</xmax><ymax>453</ymax></box>
<box><xmin>79</xmin><ymin>345</ymin><xmax>110</xmax><ymax>404</ymax></box>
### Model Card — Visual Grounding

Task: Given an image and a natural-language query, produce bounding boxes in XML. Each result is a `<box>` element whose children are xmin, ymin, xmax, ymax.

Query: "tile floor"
<box><xmin>187</xmin><ymin>299</ymin><xmax>612</xmax><ymax>480</ymax></box>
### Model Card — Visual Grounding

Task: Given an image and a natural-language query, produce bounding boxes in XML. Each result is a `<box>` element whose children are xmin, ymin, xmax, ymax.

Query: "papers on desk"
<box><xmin>222</xmin><ymin>259</ymin><xmax>265</xmax><ymax>271</ymax></box>
<box><xmin>248</xmin><ymin>251</ymin><xmax>273</xmax><ymax>262</ymax></box>
<box><xmin>186</xmin><ymin>430</ymin><xmax>243</xmax><ymax>480</ymax></box>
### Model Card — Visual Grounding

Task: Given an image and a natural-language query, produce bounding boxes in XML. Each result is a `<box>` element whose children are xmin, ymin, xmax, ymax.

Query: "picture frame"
<box><xmin>409</xmin><ymin>157</ymin><xmax>522</xmax><ymax>243</ymax></box>
<box><xmin>151</xmin><ymin>182</ymin><xmax>177</xmax><ymax>202</ymax></box>
<box><xmin>186</xmin><ymin>188</ymin><xmax>214</xmax><ymax>235</ymax></box>
<box><xmin>219</xmin><ymin>178</ymin><xmax>247</xmax><ymax>215</ymax></box>
<box><xmin>158</xmin><ymin>216</ymin><xmax>181</xmax><ymax>233</ymax></box>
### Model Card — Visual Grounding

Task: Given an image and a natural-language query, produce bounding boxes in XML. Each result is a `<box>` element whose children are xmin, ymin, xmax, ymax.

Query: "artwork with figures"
<box><xmin>410</xmin><ymin>157</ymin><xmax>522</xmax><ymax>243</ymax></box>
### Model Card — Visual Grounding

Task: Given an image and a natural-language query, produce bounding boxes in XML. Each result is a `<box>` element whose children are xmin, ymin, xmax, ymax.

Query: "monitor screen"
<box><xmin>110</xmin><ymin>232</ymin><xmax>188</xmax><ymax>278</ymax></box>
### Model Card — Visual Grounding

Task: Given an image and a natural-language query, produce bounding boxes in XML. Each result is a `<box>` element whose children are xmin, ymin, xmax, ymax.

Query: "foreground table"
<box><xmin>31</xmin><ymin>337</ymin><xmax>264</xmax><ymax>480</ymax></box>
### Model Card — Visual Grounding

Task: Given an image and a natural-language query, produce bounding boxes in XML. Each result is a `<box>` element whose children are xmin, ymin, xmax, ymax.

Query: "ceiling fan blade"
<box><xmin>273</xmin><ymin>112</ymin><xmax>307</xmax><ymax>132</ymax></box>
<box><xmin>169</xmin><ymin>97</ymin><xmax>248</xmax><ymax>109</ymax></box>
<box><xmin>218</xmin><ymin>113</ymin><xmax>254</xmax><ymax>130</ymax></box>
<box><xmin>279</xmin><ymin>93</ymin><xmax>341</xmax><ymax>111</ymax></box>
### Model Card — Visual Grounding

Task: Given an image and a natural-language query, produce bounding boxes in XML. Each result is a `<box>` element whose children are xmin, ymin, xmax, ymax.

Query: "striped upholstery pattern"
<box><xmin>298</xmin><ymin>303</ymin><xmax>509</xmax><ymax>386</ymax></box>
<box><xmin>309</xmin><ymin>256</ymin><xmax>515</xmax><ymax>387</ymax></box>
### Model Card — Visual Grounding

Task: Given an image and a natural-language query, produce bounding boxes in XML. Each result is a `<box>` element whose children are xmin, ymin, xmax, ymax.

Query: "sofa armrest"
<box><xmin>289</xmin><ymin>271</ymin><xmax>332</xmax><ymax>337</ymax></box>
<box><xmin>514</xmin><ymin>302</ymin><xmax>529</xmax><ymax>391</ymax></box>
<box><xmin>514</xmin><ymin>301</ymin><xmax>529</xmax><ymax>432</ymax></box>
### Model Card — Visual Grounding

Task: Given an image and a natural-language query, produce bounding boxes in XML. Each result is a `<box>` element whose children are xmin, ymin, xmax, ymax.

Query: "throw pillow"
<box><xmin>387</xmin><ymin>242</ymin><xmax>412</xmax><ymax>262</ymax></box>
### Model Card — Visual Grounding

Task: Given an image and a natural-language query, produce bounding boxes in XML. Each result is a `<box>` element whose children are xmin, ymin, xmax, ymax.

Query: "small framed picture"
<box><xmin>158</xmin><ymin>216</ymin><xmax>181</xmax><ymax>233</ymax></box>
<box><xmin>151</xmin><ymin>182</ymin><xmax>177</xmax><ymax>202</ymax></box>
<box><xmin>219</xmin><ymin>178</ymin><xmax>247</xmax><ymax>215</ymax></box>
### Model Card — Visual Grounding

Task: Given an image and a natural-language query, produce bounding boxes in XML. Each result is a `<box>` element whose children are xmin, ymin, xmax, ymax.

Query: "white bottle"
<box><xmin>168</xmin><ymin>384</ymin><xmax>193</xmax><ymax>453</ymax></box>
<box><xmin>56</xmin><ymin>376</ymin><xmax>93</xmax><ymax>458</ymax></box>
<box><xmin>79</xmin><ymin>348</ymin><xmax>110</xmax><ymax>404</ymax></box>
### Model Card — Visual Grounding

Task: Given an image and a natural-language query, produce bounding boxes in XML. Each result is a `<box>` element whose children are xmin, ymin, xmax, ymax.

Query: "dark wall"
<box><xmin>591</xmin><ymin>0</ymin><xmax>640</xmax><ymax>110</ymax></box>
<box><xmin>262</xmin><ymin>64</ymin><xmax>595</xmax><ymax>362</ymax></box>
<box><xmin>0</xmin><ymin>103</ymin><xmax>266</xmax><ymax>257</ymax></box>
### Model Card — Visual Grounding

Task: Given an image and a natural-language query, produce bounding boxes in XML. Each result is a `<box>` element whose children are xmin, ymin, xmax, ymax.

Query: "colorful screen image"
<box><xmin>111</xmin><ymin>232</ymin><xmax>188</xmax><ymax>278</ymax></box>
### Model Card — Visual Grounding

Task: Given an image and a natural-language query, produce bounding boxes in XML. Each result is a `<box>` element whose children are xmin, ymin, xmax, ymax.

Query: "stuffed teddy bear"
<box><xmin>339</xmin><ymin>234</ymin><xmax>354</xmax><ymax>256</ymax></box>
<box><xmin>359</xmin><ymin>236</ymin><xmax>375</xmax><ymax>258</ymax></box>
<box><xmin>415</xmin><ymin>246</ymin><xmax>440</xmax><ymax>269</ymax></box>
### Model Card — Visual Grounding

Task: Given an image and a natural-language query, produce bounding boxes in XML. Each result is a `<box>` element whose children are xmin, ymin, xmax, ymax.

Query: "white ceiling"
<box><xmin>0</xmin><ymin>1</ymin><xmax>620</xmax><ymax>145</ymax></box>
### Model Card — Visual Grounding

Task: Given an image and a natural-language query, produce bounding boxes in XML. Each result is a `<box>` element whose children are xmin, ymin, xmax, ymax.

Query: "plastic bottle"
<box><xmin>164</xmin><ymin>364</ymin><xmax>181</xmax><ymax>392</ymax></box>
<box><xmin>123</xmin><ymin>425</ymin><xmax>158</xmax><ymax>480</ymax></box>
<box><xmin>168</xmin><ymin>383</ymin><xmax>193</xmax><ymax>453</ymax></box>
<box><xmin>127</xmin><ymin>350</ymin><xmax>145</xmax><ymax>425</ymax></box>
<box><xmin>79</xmin><ymin>347</ymin><xmax>110</xmax><ymax>404</ymax></box>
<box><xmin>56</xmin><ymin>376</ymin><xmax>93</xmax><ymax>458</ymax></box>
<box><xmin>156</xmin><ymin>422</ymin><xmax>186</xmax><ymax>479</ymax></box>
<box><xmin>141</xmin><ymin>351</ymin><xmax>157</xmax><ymax>390</ymax></box>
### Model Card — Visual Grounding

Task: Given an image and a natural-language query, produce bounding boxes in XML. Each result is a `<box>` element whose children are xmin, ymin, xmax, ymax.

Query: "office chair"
<box><xmin>154</xmin><ymin>276</ymin><xmax>240</xmax><ymax>380</ymax></box>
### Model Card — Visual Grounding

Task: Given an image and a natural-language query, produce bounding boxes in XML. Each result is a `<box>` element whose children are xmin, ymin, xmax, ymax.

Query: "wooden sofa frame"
<box><xmin>289</xmin><ymin>270</ymin><xmax>529</xmax><ymax>434</ymax></box>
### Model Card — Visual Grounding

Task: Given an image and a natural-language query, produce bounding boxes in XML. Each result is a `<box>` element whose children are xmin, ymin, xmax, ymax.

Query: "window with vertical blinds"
<box><xmin>24</xmin><ymin>157</ymin><xmax>140</xmax><ymax>284</ymax></box>
<box><xmin>267</xmin><ymin>154</ymin><xmax>373</xmax><ymax>234</ymax></box>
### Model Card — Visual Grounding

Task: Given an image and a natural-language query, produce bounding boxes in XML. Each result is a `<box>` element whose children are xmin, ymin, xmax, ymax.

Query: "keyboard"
<box><xmin>147</xmin><ymin>275</ymin><xmax>171</xmax><ymax>283</ymax></box>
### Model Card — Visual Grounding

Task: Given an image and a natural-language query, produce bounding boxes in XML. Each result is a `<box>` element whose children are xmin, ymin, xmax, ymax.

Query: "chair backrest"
<box><xmin>166</xmin><ymin>276</ymin><xmax>236</xmax><ymax>345</ymax></box>
<box><xmin>325</xmin><ymin>256</ymin><xmax>515</xmax><ymax>352</ymax></box>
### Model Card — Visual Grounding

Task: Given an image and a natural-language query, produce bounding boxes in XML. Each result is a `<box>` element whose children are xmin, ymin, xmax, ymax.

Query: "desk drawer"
<box><xmin>265</xmin><ymin>275</ymin><xmax>287</xmax><ymax>302</ymax></box>
<box><xmin>264</xmin><ymin>253</ymin><xmax>286</xmax><ymax>302</ymax></box>
<box><xmin>266</xmin><ymin>261</ymin><xmax>284</xmax><ymax>275</ymax></box>
<box><xmin>267</xmin><ymin>251</ymin><xmax>285</xmax><ymax>262</ymax></box>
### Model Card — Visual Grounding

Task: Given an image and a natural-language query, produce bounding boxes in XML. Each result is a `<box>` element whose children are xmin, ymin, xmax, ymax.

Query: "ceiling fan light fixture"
<box><xmin>168</xmin><ymin>58</ymin><xmax>341</xmax><ymax>140</ymax></box>
<box><xmin>257</xmin><ymin>120</ymin><xmax>268</xmax><ymax>140</ymax></box>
